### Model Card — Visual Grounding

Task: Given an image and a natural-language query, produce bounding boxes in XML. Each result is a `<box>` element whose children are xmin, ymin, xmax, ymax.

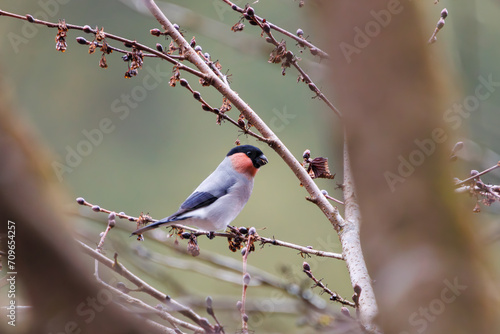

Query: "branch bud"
<box><xmin>340</xmin><ymin>307</ymin><xmax>351</xmax><ymax>318</ymax></box>
<box><xmin>82</xmin><ymin>25</ymin><xmax>92</xmax><ymax>33</ymax></box>
<box><xmin>76</xmin><ymin>37</ymin><xmax>88</xmax><ymax>45</ymax></box>
<box><xmin>437</xmin><ymin>18</ymin><xmax>445</xmax><ymax>29</ymax></box>
<box><xmin>302</xmin><ymin>262</ymin><xmax>311</xmax><ymax>271</ymax></box>
<box><xmin>441</xmin><ymin>8</ymin><xmax>448</xmax><ymax>19</ymax></box>
<box><xmin>150</xmin><ymin>28</ymin><xmax>162</xmax><ymax>36</ymax></box>
<box><xmin>243</xmin><ymin>273</ymin><xmax>251</xmax><ymax>285</ymax></box>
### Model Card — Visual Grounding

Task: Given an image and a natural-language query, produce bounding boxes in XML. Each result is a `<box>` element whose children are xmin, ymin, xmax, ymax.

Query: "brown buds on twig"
<box><xmin>187</xmin><ymin>234</ymin><xmax>200</xmax><ymax>257</ymax></box>
<box><xmin>231</xmin><ymin>20</ymin><xmax>245</xmax><ymax>33</ymax></box>
<box><xmin>150</xmin><ymin>28</ymin><xmax>162</xmax><ymax>37</ymax></box>
<box><xmin>83</xmin><ymin>25</ymin><xmax>92</xmax><ymax>33</ymax></box>
<box><xmin>449</xmin><ymin>141</ymin><xmax>463</xmax><ymax>162</ymax></box>
<box><xmin>124</xmin><ymin>47</ymin><xmax>144</xmax><ymax>78</ymax></box>
<box><xmin>55</xmin><ymin>19</ymin><xmax>68</xmax><ymax>52</ymax></box>
<box><xmin>428</xmin><ymin>8</ymin><xmax>448</xmax><ymax>44</ymax></box>
<box><xmin>302</xmin><ymin>262</ymin><xmax>355</xmax><ymax>307</ymax></box>
<box><xmin>268</xmin><ymin>40</ymin><xmax>287</xmax><ymax>64</ymax></box>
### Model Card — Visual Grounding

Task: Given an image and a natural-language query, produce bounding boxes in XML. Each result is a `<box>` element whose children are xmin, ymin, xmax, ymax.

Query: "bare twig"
<box><xmin>77</xmin><ymin>240</ymin><xmax>216</xmax><ymax>333</ymax></box>
<box><xmin>239</xmin><ymin>228</ymin><xmax>256</xmax><ymax>333</ymax></box>
<box><xmin>94</xmin><ymin>212</ymin><xmax>117</xmax><ymax>278</ymax></box>
<box><xmin>455</xmin><ymin>162</ymin><xmax>500</xmax><ymax>186</ymax></box>
<box><xmin>258</xmin><ymin>235</ymin><xmax>343</xmax><ymax>260</ymax></box>
<box><xmin>233</xmin><ymin>5</ymin><xmax>341</xmax><ymax>119</ymax></box>
<box><xmin>96</xmin><ymin>212</ymin><xmax>116</xmax><ymax>253</ymax></box>
<box><xmin>428</xmin><ymin>8</ymin><xmax>448</xmax><ymax>44</ymax></box>
<box><xmin>219</xmin><ymin>0</ymin><xmax>330</xmax><ymax>59</ymax></box>
<box><xmin>324</xmin><ymin>193</ymin><xmax>345</xmax><ymax>206</ymax></box>
<box><xmin>204</xmin><ymin>296</ymin><xmax>225</xmax><ymax>333</ymax></box>
<box><xmin>302</xmin><ymin>262</ymin><xmax>355</xmax><ymax>307</ymax></box>
<box><xmin>177</xmin><ymin>78</ymin><xmax>269</xmax><ymax>142</ymax></box>
<box><xmin>0</xmin><ymin>9</ymin><xmax>207</xmax><ymax>80</ymax></box>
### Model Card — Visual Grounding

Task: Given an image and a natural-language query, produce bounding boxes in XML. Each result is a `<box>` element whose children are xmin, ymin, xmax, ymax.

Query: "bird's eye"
<box><xmin>246</xmin><ymin>151</ymin><xmax>252</xmax><ymax>156</ymax></box>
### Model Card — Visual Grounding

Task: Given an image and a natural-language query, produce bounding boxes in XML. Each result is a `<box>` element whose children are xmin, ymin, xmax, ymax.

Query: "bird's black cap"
<box><xmin>227</xmin><ymin>145</ymin><xmax>268</xmax><ymax>168</ymax></box>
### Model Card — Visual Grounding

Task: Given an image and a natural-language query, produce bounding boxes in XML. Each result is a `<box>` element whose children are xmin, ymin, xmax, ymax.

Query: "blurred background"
<box><xmin>0</xmin><ymin>0</ymin><xmax>500</xmax><ymax>333</ymax></box>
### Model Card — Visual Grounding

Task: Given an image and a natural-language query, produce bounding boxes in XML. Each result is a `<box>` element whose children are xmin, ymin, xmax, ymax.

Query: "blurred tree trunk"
<box><xmin>313</xmin><ymin>1</ymin><xmax>498</xmax><ymax>333</ymax></box>
<box><xmin>0</xmin><ymin>82</ymin><xmax>150</xmax><ymax>333</ymax></box>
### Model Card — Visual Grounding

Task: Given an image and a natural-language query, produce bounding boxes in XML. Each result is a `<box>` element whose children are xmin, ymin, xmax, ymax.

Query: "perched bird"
<box><xmin>132</xmin><ymin>145</ymin><xmax>268</xmax><ymax>235</ymax></box>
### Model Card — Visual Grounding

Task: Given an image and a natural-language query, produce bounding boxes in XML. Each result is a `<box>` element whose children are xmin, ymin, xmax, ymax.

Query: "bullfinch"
<box><xmin>132</xmin><ymin>145</ymin><xmax>268</xmax><ymax>234</ymax></box>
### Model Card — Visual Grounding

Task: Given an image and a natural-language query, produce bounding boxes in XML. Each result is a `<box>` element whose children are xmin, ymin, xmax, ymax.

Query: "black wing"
<box><xmin>180</xmin><ymin>191</ymin><xmax>220</xmax><ymax>211</ymax></box>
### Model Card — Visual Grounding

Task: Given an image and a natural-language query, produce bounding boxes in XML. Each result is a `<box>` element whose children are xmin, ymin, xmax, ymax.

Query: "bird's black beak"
<box><xmin>256</xmin><ymin>154</ymin><xmax>268</xmax><ymax>168</ymax></box>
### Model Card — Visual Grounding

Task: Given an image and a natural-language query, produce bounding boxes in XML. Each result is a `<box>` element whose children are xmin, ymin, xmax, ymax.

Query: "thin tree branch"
<box><xmin>177</xmin><ymin>78</ymin><xmax>269</xmax><ymax>143</ymax></box>
<box><xmin>239</xmin><ymin>230</ymin><xmax>255</xmax><ymax>333</ymax></box>
<box><xmin>77</xmin><ymin>197</ymin><xmax>344</xmax><ymax>260</ymax></box>
<box><xmin>455</xmin><ymin>162</ymin><xmax>500</xmax><ymax>186</ymax></box>
<box><xmin>302</xmin><ymin>262</ymin><xmax>356</xmax><ymax>307</ymax></box>
<box><xmin>230</xmin><ymin>5</ymin><xmax>341</xmax><ymax>119</ymax></box>
<box><xmin>0</xmin><ymin>9</ymin><xmax>207</xmax><ymax>80</ymax></box>
<box><xmin>258</xmin><ymin>235</ymin><xmax>343</xmax><ymax>260</ymax></box>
